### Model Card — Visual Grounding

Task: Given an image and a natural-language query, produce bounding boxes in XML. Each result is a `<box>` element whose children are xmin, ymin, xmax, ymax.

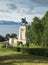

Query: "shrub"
<box><xmin>16</xmin><ymin>47</ymin><xmax>21</xmax><ymax>52</ymax></box>
<box><xmin>22</xmin><ymin>48</ymin><xmax>29</xmax><ymax>53</ymax></box>
<box><xmin>0</xmin><ymin>35</ymin><xmax>5</xmax><ymax>42</ymax></box>
<box><xmin>17</xmin><ymin>41</ymin><xmax>21</xmax><ymax>47</ymax></box>
<box><xmin>2</xmin><ymin>43</ymin><xmax>6</xmax><ymax>48</ymax></box>
<box><xmin>28</xmin><ymin>48</ymin><xmax>48</xmax><ymax>57</ymax></box>
<box><xmin>21</xmin><ymin>48</ymin><xmax>48</xmax><ymax>57</ymax></box>
<box><xmin>45</xmin><ymin>49</ymin><xmax>48</xmax><ymax>57</ymax></box>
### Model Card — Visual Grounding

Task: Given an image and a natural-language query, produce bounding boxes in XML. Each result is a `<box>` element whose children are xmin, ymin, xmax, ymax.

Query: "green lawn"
<box><xmin>0</xmin><ymin>44</ymin><xmax>48</xmax><ymax>65</ymax></box>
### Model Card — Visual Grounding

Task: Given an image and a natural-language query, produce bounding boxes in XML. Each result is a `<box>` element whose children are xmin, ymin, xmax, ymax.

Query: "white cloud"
<box><xmin>0</xmin><ymin>11</ymin><xmax>44</xmax><ymax>22</ymax></box>
<box><xmin>0</xmin><ymin>0</ymin><xmax>48</xmax><ymax>22</ymax></box>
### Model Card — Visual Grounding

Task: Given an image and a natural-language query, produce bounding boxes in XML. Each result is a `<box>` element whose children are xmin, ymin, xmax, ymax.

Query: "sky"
<box><xmin>0</xmin><ymin>0</ymin><xmax>48</xmax><ymax>22</ymax></box>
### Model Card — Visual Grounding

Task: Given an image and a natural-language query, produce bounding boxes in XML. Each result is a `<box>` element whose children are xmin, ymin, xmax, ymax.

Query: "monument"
<box><xmin>9</xmin><ymin>18</ymin><xmax>28</xmax><ymax>46</ymax></box>
<box><xmin>18</xmin><ymin>17</ymin><xmax>28</xmax><ymax>44</ymax></box>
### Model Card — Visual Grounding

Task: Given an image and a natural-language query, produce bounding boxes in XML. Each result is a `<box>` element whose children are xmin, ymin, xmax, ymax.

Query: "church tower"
<box><xmin>19</xmin><ymin>18</ymin><xmax>28</xmax><ymax>44</ymax></box>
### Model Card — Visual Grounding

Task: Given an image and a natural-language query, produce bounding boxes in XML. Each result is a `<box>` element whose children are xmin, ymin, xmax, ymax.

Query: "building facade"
<box><xmin>18</xmin><ymin>25</ymin><xmax>27</xmax><ymax>44</ymax></box>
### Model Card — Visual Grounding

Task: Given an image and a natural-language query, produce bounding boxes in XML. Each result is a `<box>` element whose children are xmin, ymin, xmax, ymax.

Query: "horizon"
<box><xmin>0</xmin><ymin>0</ymin><xmax>48</xmax><ymax>22</ymax></box>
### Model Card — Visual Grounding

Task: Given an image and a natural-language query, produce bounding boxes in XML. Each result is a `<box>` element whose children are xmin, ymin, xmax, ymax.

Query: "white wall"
<box><xmin>18</xmin><ymin>25</ymin><xmax>27</xmax><ymax>44</ymax></box>
<box><xmin>9</xmin><ymin>38</ymin><xmax>18</xmax><ymax>46</ymax></box>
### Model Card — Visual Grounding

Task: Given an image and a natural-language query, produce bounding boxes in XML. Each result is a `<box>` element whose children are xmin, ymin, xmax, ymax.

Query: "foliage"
<box><xmin>27</xmin><ymin>17</ymin><xmax>44</xmax><ymax>45</ymax></box>
<box><xmin>21</xmin><ymin>47</ymin><xmax>48</xmax><ymax>57</ymax></box>
<box><xmin>0</xmin><ymin>35</ymin><xmax>5</xmax><ymax>42</ymax></box>
<box><xmin>16</xmin><ymin>47</ymin><xmax>21</xmax><ymax>52</ymax></box>
<box><xmin>0</xmin><ymin>44</ymin><xmax>48</xmax><ymax>65</ymax></box>
<box><xmin>5</xmin><ymin>33</ymin><xmax>17</xmax><ymax>40</ymax></box>
<box><xmin>10</xmin><ymin>33</ymin><xmax>17</xmax><ymax>38</ymax></box>
<box><xmin>22</xmin><ymin>48</ymin><xmax>29</xmax><ymax>53</ymax></box>
<box><xmin>1</xmin><ymin>43</ymin><xmax>48</xmax><ymax>57</ymax></box>
<box><xmin>5</xmin><ymin>34</ymin><xmax>10</xmax><ymax>40</ymax></box>
<box><xmin>28</xmin><ymin>48</ymin><xmax>48</xmax><ymax>57</ymax></box>
<box><xmin>17</xmin><ymin>41</ymin><xmax>21</xmax><ymax>47</ymax></box>
<box><xmin>27</xmin><ymin>11</ymin><xmax>48</xmax><ymax>47</ymax></box>
<box><xmin>42</xmin><ymin>11</ymin><xmax>48</xmax><ymax>47</ymax></box>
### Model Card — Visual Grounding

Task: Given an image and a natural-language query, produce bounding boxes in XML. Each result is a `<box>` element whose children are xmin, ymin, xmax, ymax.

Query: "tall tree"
<box><xmin>29</xmin><ymin>17</ymin><xmax>44</xmax><ymax>45</ymax></box>
<box><xmin>42</xmin><ymin>11</ymin><xmax>48</xmax><ymax>47</ymax></box>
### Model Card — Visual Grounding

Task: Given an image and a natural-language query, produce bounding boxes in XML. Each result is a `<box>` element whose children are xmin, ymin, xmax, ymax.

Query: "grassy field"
<box><xmin>0</xmin><ymin>44</ymin><xmax>48</xmax><ymax>65</ymax></box>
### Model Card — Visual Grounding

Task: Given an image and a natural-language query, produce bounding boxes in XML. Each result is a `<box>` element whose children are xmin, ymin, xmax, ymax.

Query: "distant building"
<box><xmin>9</xmin><ymin>38</ymin><xmax>18</xmax><ymax>46</ymax></box>
<box><xmin>9</xmin><ymin>18</ymin><xmax>28</xmax><ymax>46</ymax></box>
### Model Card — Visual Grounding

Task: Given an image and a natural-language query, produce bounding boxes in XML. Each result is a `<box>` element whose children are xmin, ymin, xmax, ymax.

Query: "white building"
<box><xmin>9</xmin><ymin>38</ymin><xmax>18</xmax><ymax>46</ymax></box>
<box><xmin>18</xmin><ymin>25</ymin><xmax>27</xmax><ymax>44</ymax></box>
<box><xmin>9</xmin><ymin>18</ymin><xmax>28</xmax><ymax>46</ymax></box>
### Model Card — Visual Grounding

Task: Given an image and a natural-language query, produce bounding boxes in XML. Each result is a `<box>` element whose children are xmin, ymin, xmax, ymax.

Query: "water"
<box><xmin>0</xmin><ymin>25</ymin><xmax>20</xmax><ymax>37</ymax></box>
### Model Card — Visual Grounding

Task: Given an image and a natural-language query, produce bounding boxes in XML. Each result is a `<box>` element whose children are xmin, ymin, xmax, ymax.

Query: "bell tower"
<box><xmin>19</xmin><ymin>18</ymin><xmax>27</xmax><ymax>44</ymax></box>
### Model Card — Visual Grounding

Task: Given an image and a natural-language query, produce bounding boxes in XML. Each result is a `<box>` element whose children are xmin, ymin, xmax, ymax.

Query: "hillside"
<box><xmin>0</xmin><ymin>20</ymin><xmax>20</xmax><ymax>25</ymax></box>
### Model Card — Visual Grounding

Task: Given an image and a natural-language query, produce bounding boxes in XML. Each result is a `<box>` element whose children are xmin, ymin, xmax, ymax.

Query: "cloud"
<box><xmin>7</xmin><ymin>3</ymin><xmax>17</xmax><ymax>11</ymax></box>
<box><xmin>0</xmin><ymin>0</ymin><xmax>48</xmax><ymax>22</ymax></box>
<box><xmin>30</xmin><ymin>0</ymin><xmax>48</xmax><ymax>6</ymax></box>
<box><xmin>0</xmin><ymin>0</ymin><xmax>48</xmax><ymax>14</ymax></box>
<box><xmin>0</xmin><ymin>9</ymin><xmax>11</xmax><ymax>13</ymax></box>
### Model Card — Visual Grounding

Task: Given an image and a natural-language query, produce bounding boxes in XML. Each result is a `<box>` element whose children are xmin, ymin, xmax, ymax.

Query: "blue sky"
<box><xmin>0</xmin><ymin>0</ymin><xmax>48</xmax><ymax>22</ymax></box>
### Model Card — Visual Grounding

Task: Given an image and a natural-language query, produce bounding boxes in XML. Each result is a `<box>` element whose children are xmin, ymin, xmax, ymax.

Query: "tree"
<box><xmin>26</xmin><ymin>25</ymin><xmax>31</xmax><ymax>43</ymax></box>
<box><xmin>0</xmin><ymin>35</ymin><xmax>5</xmax><ymax>42</ymax></box>
<box><xmin>26</xmin><ymin>11</ymin><xmax>48</xmax><ymax>47</ymax></box>
<box><xmin>42</xmin><ymin>11</ymin><xmax>48</xmax><ymax>47</ymax></box>
<box><xmin>42</xmin><ymin>11</ymin><xmax>48</xmax><ymax>27</ymax></box>
<box><xmin>28</xmin><ymin>17</ymin><xmax>44</xmax><ymax>45</ymax></box>
<box><xmin>10</xmin><ymin>33</ymin><xmax>17</xmax><ymax>38</ymax></box>
<box><xmin>5</xmin><ymin>34</ymin><xmax>10</xmax><ymax>40</ymax></box>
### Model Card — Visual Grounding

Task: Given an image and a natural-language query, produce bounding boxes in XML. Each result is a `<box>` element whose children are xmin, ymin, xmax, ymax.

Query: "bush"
<box><xmin>7</xmin><ymin>47</ymin><xmax>21</xmax><ymax>52</ymax></box>
<box><xmin>22</xmin><ymin>48</ymin><xmax>29</xmax><ymax>53</ymax></box>
<box><xmin>2</xmin><ymin>43</ymin><xmax>6</xmax><ymax>48</ymax></box>
<box><xmin>28</xmin><ymin>48</ymin><xmax>48</xmax><ymax>57</ymax></box>
<box><xmin>0</xmin><ymin>35</ymin><xmax>5</xmax><ymax>42</ymax></box>
<box><xmin>8</xmin><ymin>46</ymin><xmax>16</xmax><ymax>51</ymax></box>
<box><xmin>16</xmin><ymin>47</ymin><xmax>21</xmax><ymax>52</ymax></box>
<box><xmin>21</xmin><ymin>48</ymin><xmax>48</xmax><ymax>57</ymax></box>
<box><xmin>26</xmin><ymin>43</ymin><xmax>29</xmax><ymax>47</ymax></box>
<box><xmin>2</xmin><ymin>43</ymin><xmax>9</xmax><ymax>48</ymax></box>
<box><xmin>45</xmin><ymin>49</ymin><xmax>48</xmax><ymax>57</ymax></box>
<box><xmin>17</xmin><ymin>41</ymin><xmax>21</xmax><ymax>47</ymax></box>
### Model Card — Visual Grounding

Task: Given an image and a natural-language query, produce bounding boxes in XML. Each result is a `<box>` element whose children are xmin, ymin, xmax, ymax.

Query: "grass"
<box><xmin>0</xmin><ymin>44</ymin><xmax>48</xmax><ymax>65</ymax></box>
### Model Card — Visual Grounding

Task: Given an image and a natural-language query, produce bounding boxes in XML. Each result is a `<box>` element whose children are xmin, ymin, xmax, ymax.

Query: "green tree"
<box><xmin>26</xmin><ymin>25</ymin><xmax>31</xmax><ymax>43</ymax></box>
<box><xmin>42</xmin><ymin>11</ymin><xmax>48</xmax><ymax>26</ymax></box>
<box><xmin>10</xmin><ymin>33</ymin><xmax>17</xmax><ymax>38</ymax></box>
<box><xmin>42</xmin><ymin>11</ymin><xmax>48</xmax><ymax>47</ymax></box>
<box><xmin>26</xmin><ymin>11</ymin><xmax>48</xmax><ymax>47</ymax></box>
<box><xmin>5</xmin><ymin>34</ymin><xmax>10</xmax><ymax>40</ymax></box>
<box><xmin>29</xmin><ymin>17</ymin><xmax>44</xmax><ymax>45</ymax></box>
<box><xmin>0</xmin><ymin>35</ymin><xmax>5</xmax><ymax>42</ymax></box>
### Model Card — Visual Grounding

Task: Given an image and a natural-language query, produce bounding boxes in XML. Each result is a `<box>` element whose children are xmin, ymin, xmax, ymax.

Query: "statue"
<box><xmin>21</xmin><ymin>17</ymin><xmax>28</xmax><ymax>25</ymax></box>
